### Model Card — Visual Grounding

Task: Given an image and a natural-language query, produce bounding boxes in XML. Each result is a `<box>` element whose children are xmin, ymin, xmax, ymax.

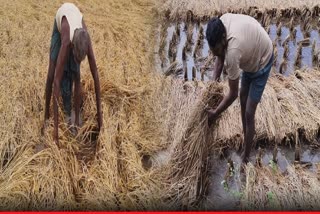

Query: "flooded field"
<box><xmin>205</xmin><ymin>141</ymin><xmax>320</xmax><ymax>210</ymax></box>
<box><xmin>156</xmin><ymin>19</ymin><xmax>320</xmax><ymax>80</ymax></box>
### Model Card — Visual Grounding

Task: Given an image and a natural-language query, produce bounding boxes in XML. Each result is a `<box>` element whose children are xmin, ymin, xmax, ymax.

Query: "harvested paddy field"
<box><xmin>0</xmin><ymin>0</ymin><xmax>319</xmax><ymax>211</ymax></box>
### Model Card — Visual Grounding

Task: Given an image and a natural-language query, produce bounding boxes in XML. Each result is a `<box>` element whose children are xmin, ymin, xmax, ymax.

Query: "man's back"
<box><xmin>220</xmin><ymin>13</ymin><xmax>273</xmax><ymax>74</ymax></box>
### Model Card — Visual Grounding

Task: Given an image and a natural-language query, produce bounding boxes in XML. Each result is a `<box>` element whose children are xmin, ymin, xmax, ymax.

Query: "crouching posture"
<box><xmin>44</xmin><ymin>3</ymin><xmax>102</xmax><ymax>146</ymax></box>
<box><xmin>206</xmin><ymin>13</ymin><xmax>273</xmax><ymax>164</ymax></box>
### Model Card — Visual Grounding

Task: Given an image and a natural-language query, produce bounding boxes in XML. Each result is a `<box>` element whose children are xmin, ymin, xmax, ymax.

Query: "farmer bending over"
<box><xmin>206</xmin><ymin>13</ymin><xmax>273</xmax><ymax>164</ymax></box>
<box><xmin>44</xmin><ymin>3</ymin><xmax>102</xmax><ymax>146</ymax></box>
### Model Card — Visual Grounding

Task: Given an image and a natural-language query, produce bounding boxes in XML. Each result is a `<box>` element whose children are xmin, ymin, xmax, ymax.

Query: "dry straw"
<box><xmin>167</xmin><ymin>82</ymin><xmax>223</xmax><ymax>209</ymax></box>
<box><xmin>1</xmin><ymin>0</ymin><xmax>320</xmax><ymax>211</ymax></box>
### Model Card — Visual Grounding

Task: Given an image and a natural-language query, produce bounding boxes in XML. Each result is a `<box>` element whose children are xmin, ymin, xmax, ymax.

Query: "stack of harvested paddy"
<box><xmin>164</xmin><ymin>61</ymin><xmax>183</xmax><ymax>77</ymax></box>
<box><xmin>261</xmin><ymin>14</ymin><xmax>271</xmax><ymax>28</ymax></box>
<box><xmin>312</xmin><ymin>49</ymin><xmax>319</xmax><ymax>67</ymax></box>
<box><xmin>184</xmin><ymin>66</ymin><xmax>188</xmax><ymax>81</ymax></box>
<box><xmin>266</xmin><ymin>26</ymin><xmax>270</xmax><ymax>34</ymax></box>
<box><xmin>242</xmin><ymin>163</ymin><xmax>320</xmax><ymax>210</ymax></box>
<box><xmin>159</xmin><ymin>34</ymin><xmax>168</xmax><ymax>68</ymax></box>
<box><xmin>186</xmin><ymin>24</ymin><xmax>194</xmax><ymax>52</ymax></box>
<box><xmin>167</xmin><ymin>82</ymin><xmax>223</xmax><ymax>208</ymax></box>
<box><xmin>193</xmin><ymin>26</ymin><xmax>204</xmax><ymax>58</ymax></box>
<box><xmin>305</xmin><ymin>25</ymin><xmax>312</xmax><ymax>38</ymax></box>
<box><xmin>295</xmin><ymin>43</ymin><xmax>302</xmax><ymax>67</ymax></box>
<box><xmin>289</xmin><ymin>17</ymin><xmax>294</xmax><ymax>32</ymax></box>
<box><xmin>182</xmin><ymin>44</ymin><xmax>187</xmax><ymax>61</ymax></box>
<box><xmin>293</xmin><ymin>70</ymin><xmax>320</xmax><ymax>109</ymax></box>
<box><xmin>159</xmin><ymin>23</ymin><xmax>168</xmax><ymax>54</ymax></box>
<box><xmin>312</xmin><ymin>5</ymin><xmax>320</xmax><ymax>17</ymax></box>
<box><xmin>200</xmin><ymin>68</ymin><xmax>206</xmax><ymax>81</ymax></box>
<box><xmin>283</xmin><ymin>43</ymin><xmax>289</xmax><ymax>59</ymax></box>
<box><xmin>273</xmin><ymin>47</ymin><xmax>278</xmax><ymax>66</ymax></box>
<box><xmin>192</xmin><ymin>67</ymin><xmax>197</xmax><ymax>80</ymax></box>
<box><xmin>273</xmin><ymin>71</ymin><xmax>320</xmax><ymax>141</ymax></box>
<box><xmin>279</xmin><ymin>60</ymin><xmax>287</xmax><ymax>74</ymax></box>
<box><xmin>211</xmin><ymin>70</ymin><xmax>320</xmax><ymax>151</ymax></box>
<box><xmin>276</xmin><ymin>22</ymin><xmax>282</xmax><ymax>36</ymax></box>
<box><xmin>212</xmin><ymin>77</ymin><xmax>283</xmax><ymax>150</ymax></box>
<box><xmin>312</xmin><ymin>40</ymin><xmax>316</xmax><ymax>58</ymax></box>
<box><xmin>292</xmin><ymin>28</ymin><xmax>297</xmax><ymax>40</ymax></box>
<box><xmin>5</xmin><ymin>0</ymin><xmax>176</xmax><ymax>209</ymax></box>
<box><xmin>169</xmin><ymin>31</ymin><xmax>179</xmax><ymax>62</ymax></box>
<box><xmin>294</xmin><ymin>131</ymin><xmax>301</xmax><ymax>162</ymax></box>
<box><xmin>302</xmin><ymin>6</ymin><xmax>312</xmax><ymax>17</ymax></box>
<box><xmin>186</xmin><ymin>10</ymin><xmax>194</xmax><ymax>23</ymax></box>
<box><xmin>282</xmin><ymin>35</ymin><xmax>290</xmax><ymax>47</ymax></box>
<box><xmin>157</xmin><ymin>0</ymin><xmax>320</xmax><ymax>22</ymax></box>
<box><xmin>175</xmin><ymin>23</ymin><xmax>180</xmax><ymax>38</ymax></box>
<box><xmin>272</xmin><ymin>39</ymin><xmax>278</xmax><ymax>49</ymax></box>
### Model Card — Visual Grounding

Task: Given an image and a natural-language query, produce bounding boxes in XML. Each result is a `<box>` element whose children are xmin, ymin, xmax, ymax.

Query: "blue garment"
<box><xmin>241</xmin><ymin>54</ymin><xmax>273</xmax><ymax>103</ymax></box>
<box><xmin>49</xmin><ymin>19</ymin><xmax>80</xmax><ymax>116</ymax></box>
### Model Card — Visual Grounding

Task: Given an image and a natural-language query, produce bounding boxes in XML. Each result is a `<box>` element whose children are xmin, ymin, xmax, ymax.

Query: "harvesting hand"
<box><xmin>206</xmin><ymin>108</ymin><xmax>219</xmax><ymax>127</ymax></box>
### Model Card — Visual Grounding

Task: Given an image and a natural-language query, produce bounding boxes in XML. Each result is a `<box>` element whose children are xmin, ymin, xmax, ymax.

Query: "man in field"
<box><xmin>44</xmin><ymin>3</ymin><xmax>102</xmax><ymax>146</ymax></box>
<box><xmin>205</xmin><ymin>13</ymin><xmax>273</xmax><ymax>164</ymax></box>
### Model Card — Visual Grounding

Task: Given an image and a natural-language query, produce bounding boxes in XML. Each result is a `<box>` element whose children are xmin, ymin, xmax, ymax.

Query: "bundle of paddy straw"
<box><xmin>211</xmin><ymin>69</ymin><xmax>320</xmax><ymax>151</ymax></box>
<box><xmin>242</xmin><ymin>163</ymin><xmax>320</xmax><ymax>210</ymax></box>
<box><xmin>167</xmin><ymin>82</ymin><xmax>223</xmax><ymax>209</ymax></box>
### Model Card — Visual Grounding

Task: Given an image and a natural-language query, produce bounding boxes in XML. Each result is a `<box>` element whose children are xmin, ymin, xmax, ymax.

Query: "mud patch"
<box><xmin>203</xmin><ymin>141</ymin><xmax>320</xmax><ymax>210</ymax></box>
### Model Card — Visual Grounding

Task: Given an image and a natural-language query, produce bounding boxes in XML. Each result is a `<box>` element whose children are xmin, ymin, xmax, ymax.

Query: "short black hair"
<box><xmin>206</xmin><ymin>17</ymin><xmax>226</xmax><ymax>48</ymax></box>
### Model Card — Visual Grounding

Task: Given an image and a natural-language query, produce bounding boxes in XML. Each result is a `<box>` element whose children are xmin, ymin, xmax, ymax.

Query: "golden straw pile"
<box><xmin>0</xmin><ymin>0</ymin><xmax>166</xmax><ymax>210</ymax></box>
<box><xmin>167</xmin><ymin>82</ymin><xmax>223</xmax><ymax>209</ymax></box>
<box><xmin>212</xmin><ymin>70</ymin><xmax>320</xmax><ymax>151</ymax></box>
<box><xmin>242</xmin><ymin>163</ymin><xmax>320</xmax><ymax>210</ymax></box>
<box><xmin>1</xmin><ymin>0</ymin><xmax>320</xmax><ymax>210</ymax></box>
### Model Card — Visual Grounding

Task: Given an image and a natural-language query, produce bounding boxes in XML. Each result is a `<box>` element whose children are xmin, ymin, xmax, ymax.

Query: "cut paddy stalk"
<box><xmin>279</xmin><ymin>60</ymin><xmax>287</xmax><ymax>74</ymax></box>
<box><xmin>255</xmin><ymin>147</ymin><xmax>263</xmax><ymax>167</ymax></box>
<box><xmin>273</xmin><ymin>143</ymin><xmax>278</xmax><ymax>163</ymax></box>
<box><xmin>277</xmin><ymin>22</ymin><xmax>282</xmax><ymax>36</ymax></box>
<box><xmin>192</xmin><ymin>66</ymin><xmax>197</xmax><ymax>81</ymax></box>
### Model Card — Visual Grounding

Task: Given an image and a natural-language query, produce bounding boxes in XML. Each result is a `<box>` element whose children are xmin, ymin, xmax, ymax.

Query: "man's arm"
<box><xmin>214</xmin><ymin>77</ymin><xmax>239</xmax><ymax>116</ymax></box>
<box><xmin>44</xmin><ymin>59</ymin><xmax>56</xmax><ymax>120</ymax></box>
<box><xmin>213</xmin><ymin>55</ymin><xmax>225</xmax><ymax>81</ymax></box>
<box><xmin>53</xmin><ymin>17</ymin><xmax>71</xmax><ymax>144</ymax></box>
<box><xmin>207</xmin><ymin>49</ymin><xmax>241</xmax><ymax>126</ymax></box>
<box><xmin>83</xmin><ymin>20</ymin><xmax>103</xmax><ymax>131</ymax></box>
<box><xmin>214</xmin><ymin>49</ymin><xmax>240</xmax><ymax>114</ymax></box>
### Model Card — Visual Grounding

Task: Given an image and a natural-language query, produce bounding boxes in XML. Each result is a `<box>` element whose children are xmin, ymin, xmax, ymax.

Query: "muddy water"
<box><xmin>146</xmin><ymin>140</ymin><xmax>320</xmax><ymax>210</ymax></box>
<box><xmin>157</xmin><ymin>21</ymin><xmax>320</xmax><ymax>81</ymax></box>
<box><xmin>269</xmin><ymin>24</ymin><xmax>319</xmax><ymax>76</ymax></box>
<box><xmin>203</xmin><ymin>143</ymin><xmax>320</xmax><ymax>210</ymax></box>
<box><xmin>154</xmin><ymin>19</ymin><xmax>320</xmax><ymax>209</ymax></box>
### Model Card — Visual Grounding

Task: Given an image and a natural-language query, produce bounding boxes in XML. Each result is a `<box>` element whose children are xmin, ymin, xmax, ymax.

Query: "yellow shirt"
<box><xmin>55</xmin><ymin>3</ymin><xmax>83</xmax><ymax>42</ymax></box>
<box><xmin>220</xmin><ymin>13</ymin><xmax>273</xmax><ymax>80</ymax></box>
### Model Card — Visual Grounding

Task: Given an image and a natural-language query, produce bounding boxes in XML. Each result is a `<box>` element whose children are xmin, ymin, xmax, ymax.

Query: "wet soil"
<box><xmin>157</xmin><ymin>20</ymin><xmax>320</xmax><ymax>80</ymax></box>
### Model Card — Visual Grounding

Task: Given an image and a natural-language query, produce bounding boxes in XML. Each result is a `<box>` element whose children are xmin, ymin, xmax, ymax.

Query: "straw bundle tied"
<box><xmin>167</xmin><ymin>82</ymin><xmax>223</xmax><ymax>209</ymax></box>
